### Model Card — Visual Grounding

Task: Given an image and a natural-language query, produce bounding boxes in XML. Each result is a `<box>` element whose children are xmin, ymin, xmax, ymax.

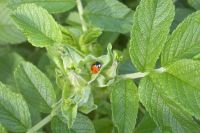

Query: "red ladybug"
<box><xmin>91</xmin><ymin>61</ymin><xmax>102</xmax><ymax>74</ymax></box>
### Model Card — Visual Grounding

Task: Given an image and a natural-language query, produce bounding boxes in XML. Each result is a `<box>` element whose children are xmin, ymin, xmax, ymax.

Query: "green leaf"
<box><xmin>51</xmin><ymin>113</ymin><xmax>95</xmax><ymax>133</ymax></box>
<box><xmin>129</xmin><ymin>0</ymin><xmax>175</xmax><ymax>71</ymax></box>
<box><xmin>188</xmin><ymin>0</ymin><xmax>200</xmax><ymax>10</ymax></box>
<box><xmin>139</xmin><ymin>74</ymin><xmax>200</xmax><ymax>132</ymax></box>
<box><xmin>84</xmin><ymin>0</ymin><xmax>133</xmax><ymax>33</ymax></box>
<box><xmin>161</xmin><ymin>11</ymin><xmax>200</xmax><ymax>66</ymax></box>
<box><xmin>134</xmin><ymin>113</ymin><xmax>161</xmax><ymax>133</ymax></box>
<box><xmin>0</xmin><ymin>1</ymin><xmax>25</xmax><ymax>45</ymax></box>
<box><xmin>61</xmin><ymin>99</ymin><xmax>77</xmax><ymax>128</ymax></box>
<box><xmin>51</xmin><ymin>116</ymin><xmax>71</xmax><ymax>133</ymax></box>
<box><xmin>159</xmin><ymin>59</ymin><xmax>200</xmax><ymax>119</ymax></box>
<box><xmin>110</xmin><ymin>80</ymin><xmax>139</xmax><ymax>133</ymax></box>
<box><xmin>12</xmin><ymin>3</ymin><xmax>62</xmax><ymax>47</ymax></box>
<box><xmin>0</xmin><ymin>124</ymin><xmax>7</xmax><ymax>133</ymax></box>
<box><xmin>72</xmin><ymin>113</ymin><xmax>95</xmax><ymax>133</ymax></box>
<box><xmin>9</xmin><ymin>0</ymin><xmax>76</xmax><ymax>13</ymax></box>
<box><xmin>0</xmin><ymin>52</ymin><xmax>24</xmax><ymax>85</ymax></box>
<box><xmin>0</xmin><ymin>82</ymin><xmax>31</xmax><ymax>132</ymax></box>
<box><xmin>14</xmin><ymin>62</ymin><xmax>56</xmax><ymax>113</ymax></box>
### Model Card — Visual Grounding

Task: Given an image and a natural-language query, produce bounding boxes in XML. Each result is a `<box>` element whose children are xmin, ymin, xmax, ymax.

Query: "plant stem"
<box><xmin>76</xmin><ymin>0</ymin><xmax>87</xmax><ymax>32</ymax></box>
<box><xmin>26</xmin><ymin>113</ymin><xmax>55</xmax><ymax>133</ymax></box>
<box><xmin>118</xmin><ymin>67</ymin><xmax>166</xmax><ymax>79</ymax></box>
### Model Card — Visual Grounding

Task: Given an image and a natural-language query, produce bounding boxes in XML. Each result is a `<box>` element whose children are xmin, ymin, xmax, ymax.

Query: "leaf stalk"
<box><xmin>118</xmin><ymin>67</ymin><xmax>166</xmax><ymax>79</ymax></box>
<box><xmin>76</xmin><ymin>0</ymin><xmax>87</xmax><ymax>32</ymax></box>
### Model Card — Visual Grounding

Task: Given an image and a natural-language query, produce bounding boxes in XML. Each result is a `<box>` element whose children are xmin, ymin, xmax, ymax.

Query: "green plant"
<box><xmin>1</xmin><ymin>0</ymin><xmax>200</xmax><ymax>133</ymax></box>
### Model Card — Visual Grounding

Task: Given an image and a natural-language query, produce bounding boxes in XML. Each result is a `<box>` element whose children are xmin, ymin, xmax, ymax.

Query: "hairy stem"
<box><xmin>26</xmin><ymin>100</ymin><xmax>62</xmax><ymax>133</ymax></box>
<box><xmin>26</xmin><ymin>113</ymin><xmax>54</xmax><ymax>133</ymax></box>
<box><xmin>118</xmin><ymin>67</ymin><xmax>166</xmax><ymax>79</ymax></box>
<box><xmin>76</xmin><ymin>0</ymin><xmax>87</xmax><ymax>32</ymax></box>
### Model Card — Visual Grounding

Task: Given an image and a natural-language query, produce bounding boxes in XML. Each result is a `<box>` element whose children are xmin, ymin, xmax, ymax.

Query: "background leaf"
<box><xmin>171</xmin><ymin>8</ymin><xmax>193</xmax><ymax>30</ymax></box>
<box><xmin>139</xmin><ymin>75</ymin><xmax>200</xmax><ymax>132</ymax></box>
<box><xmin>129</xmin><ymin>0</ymin><xmax>175</xmax><ymax>71</ymax></box>
<box><xmin>162</xmin><ymin>11</ymin><xmax>200</xmax><ymax>66</ymax></box>
<box><xmin>12</xmin><ymin>3</ymin><xmax>62</xmax><ymax>47</ymax></box>
<box><xmin>187</xmin><ymin>0</ymin><xmax>200</xmax><ymax>10</ymax></box>
<box><xmin>9</xmin><ymin>0</ymin><xmax>76</xmax><ymax>13</ymax></box>
<box><xmin>110</xmin><ymin>80</ymin><xmax>139</xmax><ymax>133</ymax></box>
<box><xmin>84</xmin><ymin>0</ymin><xmax>133</xmax><ymax>34</ymax></box>
<box><xmin>93</xmin><ymin>118</ymin><xmax>113</xmax><ymax>133</ymax></box>
<box><xmin>15</xmin><ymin>62</ymin><xmax>56</xmax><ymax>113</ymax></box>
<box><xmin>0</xmin><ymin>52</ymin><xmax>24</xmax><ymax>86</ymax></box>
<box><xmin>0</xmin><ymin>82</ymin><xmax>31</xmax><ymax>132</ymax></box>
<box><xmin>0</xmin><ymin>1</ymin><xmax>25</xmax><ymax>45</ymax></box>
<box><xmin>134</xmin><ymin>113</ymin><xmax>161</xmax><ymax>133</ymax></box>
<box><xmin>0</xmin><ymin>124</ymin><xmax>7</xmax><ymax>133</ymax></box>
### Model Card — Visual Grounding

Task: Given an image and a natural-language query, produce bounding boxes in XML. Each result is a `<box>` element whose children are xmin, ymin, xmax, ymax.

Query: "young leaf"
<box><xmin>65</xmin><ymin>71</ymin><xmax>91</xmax><ymax>106</ymax></box>
<box><xmin>14</xmin><ymin>62</ymin><xmax>56</xmax><ymax>113</ymax></box>
<box><xmin>139</xmin><ymin>75</ymin><xmax>200</xmax><ymax>132</ymax></box>
<box><xmin>12</xmin><ymin>3</ymin><xmax>62</xmax><ymax>47</ymax></box>
<box><xmin>0</xmin><ymin>1</ymin><xmax>25</xmax><ymax>45</ymax></box>
<box><xmin>187</xmin><ymin>0</ymin><xmax>200</xmax><ymax>10</ymax></box>
<box><xmin>0</xmin><ymin>82</ymin><xmax>31</xmax><ymax>132</ymax></box>
<box><xmin>51</xmin><ymin>113</ymin><xmax>95</xmax><ymax>133</ymax></box>
<box><xmin>9</xmin><ymin>0</ymin><xmax>76</xmax><ymax>13</ymax></box>
<box><xmin>84</xmin><ymin>0</ymin><xmax>133</xmax><ymax>33</ymax></box>
<box><xmin>79</xmin><ymin>27</ymin><xmax>102</xmax><ymax>53</ymax></box>
<box><xmin>47</xmin><ymin>45</ymin><xmax>83</xmax><ymax>71</ymax></box>
<box><xmin>161</xmin><ymin>11</ymin><xmax>200</xmax><ymax>66</ymax></box>
<box><xmin>110</xmin><ymin>80</ymin><xmax>139</xmax><ymax>133</ymax></box>
<box><xmin>61</xmin><ymin>99</ymin><xmax>77</xmax><ymax>128</ymax></box>
<box><xmin>129</xmin><ymin>0</ymin><xmax>175</xmax><ymax>71</ymax></box>
<box><xmin>79</xmin><ymin>27</ymin><xmax>102</xmax><ymax>46</ymax></box>
<box><xmin>60</xmin><ymin>26</ymin><xmax>79</xmax><ymax>49</ymax></box>
<box><xmin>79</xmin><ymin>94</ymin><xmax>97</xmax><ymax>114</ymax></box>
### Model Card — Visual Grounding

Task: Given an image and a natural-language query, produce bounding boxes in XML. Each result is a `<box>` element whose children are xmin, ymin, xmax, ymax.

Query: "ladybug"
<box><xmin>91</xmin><ymin>61</ymin><xmax>102</xmax><ymax>74</ymax></box>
